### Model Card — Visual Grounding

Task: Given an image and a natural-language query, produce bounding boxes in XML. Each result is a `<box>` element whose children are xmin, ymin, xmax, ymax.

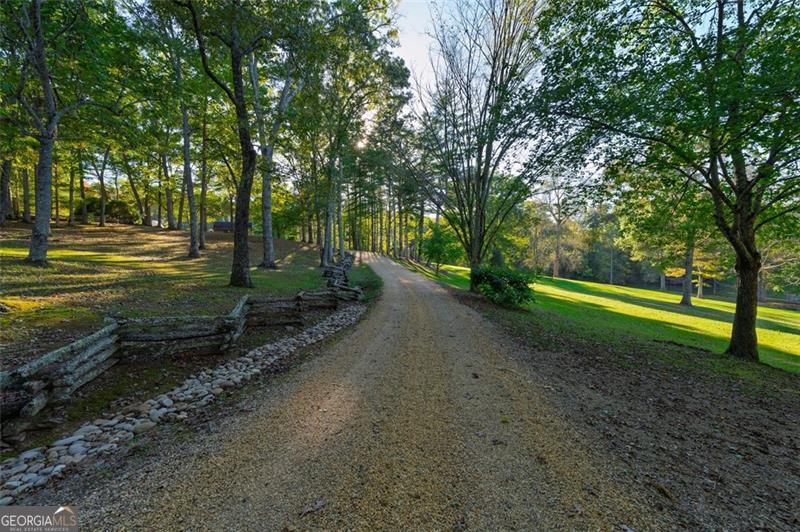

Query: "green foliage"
<box><xmin>347</xmin><ymin>261</ymin><xmax>383</xmax><ymax>302</ymax></box>
<box><xmin>472</xmin><ymin>266</ymin><xmax>535</xmax><ymax>307</ymax></box>
<box><xmin>422</xmin><ymin>223</ymin><xmax>461</xmax><ymax>272</ymax></box>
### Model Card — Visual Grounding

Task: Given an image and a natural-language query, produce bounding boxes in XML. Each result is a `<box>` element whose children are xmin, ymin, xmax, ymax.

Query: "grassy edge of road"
<box><xmin>395</xmin><ymin>259</ymin><xmax>800</xmax><ymax>395</ymax></box>
<box><xmin>348</xmin><ymin>254</ymin><xmax>384</xmax><ymax>303</ymax></box>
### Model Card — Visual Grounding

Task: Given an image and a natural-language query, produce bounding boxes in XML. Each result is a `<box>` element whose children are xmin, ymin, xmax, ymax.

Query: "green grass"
<box><xmin>400</xmin><ymin>260</ymin><xmax>800</xmax><ymax>375</ymax></box>
<box><xmin>0</xmin><ymin>222</ymin><xmax>334</xmax><ymax>457</ymax></box>
<box><xmin>348</xmin><ymin>256</ymin><xmax>384</xmax><ymax>302</ymax></box>
<box><xmin>0</xmin><ymin>222</ymin><xmax>324</xmax><ymax>365</ymax></box>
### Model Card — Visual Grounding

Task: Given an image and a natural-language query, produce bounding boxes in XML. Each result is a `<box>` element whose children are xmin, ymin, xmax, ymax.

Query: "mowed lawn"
<box><xmin>403</xmin><ymin>261</ymin><xmax>800</xmax><ymax>373</ymax></box>
<box><xmin>0</xmin><ymin>222</ymin><xmax>323</xmax><ymax>369</ymax></box>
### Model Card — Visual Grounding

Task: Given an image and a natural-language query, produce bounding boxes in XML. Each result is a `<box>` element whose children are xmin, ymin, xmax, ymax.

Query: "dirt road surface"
<box><xmin>31</xmin><ymin>251</ymin><xmax>791</xmax><ymax>529</ymax></box>
<box><xmin>66</xmin><ymin>254</ymin><xmax>667</xmax><ymax>530</ymax></box>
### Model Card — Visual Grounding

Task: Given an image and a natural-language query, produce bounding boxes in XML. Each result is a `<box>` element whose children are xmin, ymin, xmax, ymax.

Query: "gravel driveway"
<box><xmin>60</xmin><ymin>254</ymin><xmax>663</xmax><ymax>530</ymax></box>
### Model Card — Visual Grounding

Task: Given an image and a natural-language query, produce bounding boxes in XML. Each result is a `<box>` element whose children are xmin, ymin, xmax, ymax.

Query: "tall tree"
<box><xmin>176</xmin><ymin>0</ymin><xmax>276</xmax><ymax>287</ymax></box>
<box><xmin>539</xmin><ymin>0</ymin><xmax>800</xmax><ymax>361</ymax></box>
<box><xmin>248</xmin><ymin>52</ymin><xmax>303</xmax><ymax>268</ymax></box>
<box><xmin>4</xmin><ymin>0</ymin><xmax>129</xmax><ymax>263</ymax></box>
<box><xmin>411</xmin><ymin>0</ymin><xmax>555</xmax><ymax>290</ymax></box>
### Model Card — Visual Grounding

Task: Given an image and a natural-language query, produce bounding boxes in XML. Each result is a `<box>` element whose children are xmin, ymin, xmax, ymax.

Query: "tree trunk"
<box><xmin>679</xmin><ymin>242</ymin><xmax>694</xmax><ymax>306</ymax></box>
<box><xmin>337</xmin><ymin>163</ymin><xmax>345</xmax><ymax>261</ymax></box>
<box><xmin>469</xmin><ymin>258</ymin><xmax>481</xmax><ymax>292</ymax></box>
<box><xmin>157</xmin><ymin>172</ymin><xmax>162</xmax><ymax>227</ymax></box>
<box><xmin>79</xmin><ymin>158</ymin><xmax>87</xmax><ymax>224</ymax></box>
<box><xmin>0</xmin><ymin>160</ymin><xmax>11</xmax><ymax>226</ymax></box>
<box><xmin>181</xmin><ymin>104</ymin><xmax>200</xmax><ymax>258</ymax></box>
<box><xmin>177</xmin><ymin>177</ymin><xmax>186</xmax><ymax>230</ymax></box>
<box><xmin>727</xmin><ymin>255</ymin><xmax>760</xmax><ymax>361</ymax></box>
<box><xmin>199</xmin><ymin>97</ymin><xmax>209</xmax><ymax>249</ymax></box>
<box><xmin>553</xmin><ymin>221</ymin><xmax>561</xmax><ymax>278</ymax></box>
<box><xmin>67</xmin><ymin>164</ymin><xmax>75</xmax><ymax>225</ymax></box>
<box><xmin>143</xmin><ymin>183</ymin><xmax>152</xmax><ymax>226</ymax></box>
<box><xmin>22</xmin><ymin>167</ymin><xmax>32</xmax><ymax>223</ymax></box>
<box><xmin>249</xmin><ymin>54</ymin><xmax>296</xmax><ymax>270</ymax></box>
<box><xmin>697</xmin><ymin>273</ymin><xmax>704</xmax><ymax>298</ymax></box>
<box><xmin>97</xmin><ymin>147</ymin><xmax>110</xmax><ymax>227</ymax></box>
<box><xmin>126</xmin><ymin>161</ymin><xmax>146</xmax><ymax>225</ymax></box>
<box><xmin>378</xmin><ymin>201</ymin><xmax>383</xmax><ymax>253</ymax></box>
<box><xmin>53</xmin><ymin>164</ymin><xmax>59</xmax><ymax>226</ymax></box>
<box><xmin>323</xmin><ymin>191</ymin><xmax>335</xmax><ymax>266</ymax></box>
<box><xmin>27</xmin><ymin>135</ymin><xmax>55</xmax><ymax>263</ymax></box>
<box><xmin>416</xmin><ymin>199</ymin><xmax>424</xmax><ymax>261</ymax></box>
<box><xmin>660</xmin><ymin>272</ymin><xmax>666</xmax><ymax>290</ymax></box>
<box><xmin>467</xmin><ymin>225</ymin><xmax>485</xmax><ymax>292</ymax></box>
<box><xmin>162</xmin><ymin>154</ymin><xmax>176</xmax><ymax>230</ymax></box>
<box><xmin>228</xmin><ymin>47</ymin><xmax>256</xmax><ymax>288</ymax></box>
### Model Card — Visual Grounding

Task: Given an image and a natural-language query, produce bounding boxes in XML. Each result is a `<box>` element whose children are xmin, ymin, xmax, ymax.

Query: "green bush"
<box><xmin>472</xmin><ymin>266</ymin><xmax>535</xmax><ymax>306</ymax></box>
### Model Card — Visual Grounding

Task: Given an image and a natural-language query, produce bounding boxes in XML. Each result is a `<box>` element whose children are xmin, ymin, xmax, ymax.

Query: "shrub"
<box><xmin>472</xmin><ymin>266</ymin><xmax>535</xmax><ymax>306</ymax></box>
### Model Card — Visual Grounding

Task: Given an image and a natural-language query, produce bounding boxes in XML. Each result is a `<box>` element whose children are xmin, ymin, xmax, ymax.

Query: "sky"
<box><xmin>393</xmin><ymin>0</ymin><xmax>436</xmax><ymax>88</ymax></box>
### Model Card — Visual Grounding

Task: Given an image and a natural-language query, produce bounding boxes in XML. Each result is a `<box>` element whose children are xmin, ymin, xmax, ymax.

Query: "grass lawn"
<box><xmin>348</xmin><ymin>255</ymin><xmax>384</xmax><ymax>302</ymax></box>
<box><xmin>0</xmin><ymin>222</ymin><xmax>324</xmax><ymax>369</ymax></box>
<box><xmin>400</xmin><ymin>260</ymin><xmax>800</xmax><ymax>375</ymax></box>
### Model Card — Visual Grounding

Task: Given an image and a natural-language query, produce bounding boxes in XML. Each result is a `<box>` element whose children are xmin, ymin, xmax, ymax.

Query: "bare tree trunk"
<box><xmin>249</xmin><ymin>54</ymin><xmax>298</xmax><ymax>269</ymax></box>
<box><xmin>337</xmin><ymin>163</ymin><xmax>345</xmax><ymax>261</ymax></box>
<box><xmin>79</xmin><ymin>157</ymin><xmax>87</xmax><ymax>224</ymax></box>
<box><xmin>553</xmin><ymin>221</ymin><xmax>561</xmax><ymax>278</ymax></box>
<box><xmin>177</xmin><ymin>177</ymin><xmax>186</xmax><ymax>230</ymax></box>
<box><xmin>227</xmin><ymin>47</ymin><xmax>257</xmax><ymax>288</ymax></box>
<box><xmin>181</xmin><ymin>105</ymin><xmax>200</xmax><ymax>258</ymax></box>
<box><xmin>67</xmin><ymin>164</ymin><xmax>75</xmax><ymax>225</ymax></box>
<box><xmin>0</xmin><ymin>160</ymin><xmax>11</xmax><ymax>226</ymax></box>
<box><xmin>143</xmin><ymin>182</ymin><xmax>152</xmax><ymax>226</ymax></box>
<box><xmin>97</xmin><ymin>147</ymin><xmax>110</xmax><ymax>227</ymax></box>
<box><xmin>53</xmin><ymin>164</ymin><xmax>59</xmax><ymax>226</ymax></box>
<box><xmin>125</xmin><ymin>159</ymin><xmax>146</xmax><ymax>225</ymax></box>
<box><xmin>22</xmin><ymin>167</ymin><xmax>31</xmax><ymax>223</ymax></box>
<box><xmin>25</xmin><ymin>0</ymin><xmax>58</xmax><ymax>262</ymax></box>
<box><xmin>323</xmin><ymin>198</ymin><xmax>334</xmax><ymax>266</ymax></box>
<box><xmin>697</xmin><ymin>273</ymin><xmax>704</xmax><ymax>298</ymax></box>
<box><xmin>162</xmin><ymin>154</ymin><xmax>176</xmax><ymax>230</ymax></box>
<box><xmin>199</xmin><ymin>97</ymin><xmax>209</xmax><ymax>249</ymax></box>
<box><xmin>679</xmin><ymin>241</ymin><xmax>694</xmax><ymax>306</ymax></box>
<box><xmin>27</xmin><ymin>136</ymin><xmax>55</xmax><ymax>263</ymax></box>
<box><xmin>728</xmin><ymin>253</ymin><xmax>760</xmax><ymax>360</ymax></box>
<box><xmin>378</xmin><ymin>200</ymin><xmax>383</xmax><ymax>253</ymax></box>
<box><xmin>416</xmin><ymin>199</ymin><xmax>424</xmax><ymax>261</ymax></box>
<box><xmin>157</xmin><ymin>171</ymin><xmax>162</xmax><ymax>227</ymax></box>
<box><xmin>660</xmin><ymin>272</ymin><xmax>666</xmax><ymax>290</ymax></box>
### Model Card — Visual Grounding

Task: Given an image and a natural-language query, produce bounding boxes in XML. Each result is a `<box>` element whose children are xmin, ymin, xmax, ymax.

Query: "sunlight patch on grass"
<box><xmin>398</xmin><ymin>259</ymin><xmax>800</xmax><ymax>373</ymax></box>
<box><xmin>0</xmin><ymin>223</ymin><xmax>325</xmax><ymax>363</ymax></box>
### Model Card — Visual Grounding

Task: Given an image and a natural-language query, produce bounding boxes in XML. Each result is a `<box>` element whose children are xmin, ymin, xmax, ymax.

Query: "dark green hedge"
<box><xmin>471</xmin><ymin>266</ymin><xmax>535</xmax><ymax>306</ymax></box>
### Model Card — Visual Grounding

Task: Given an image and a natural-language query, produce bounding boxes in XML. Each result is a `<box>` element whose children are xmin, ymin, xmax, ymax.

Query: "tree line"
<box><xmin>2</xmin><ymin>0</ymin><xmax>798</xmax><ymax>365</ymax></box>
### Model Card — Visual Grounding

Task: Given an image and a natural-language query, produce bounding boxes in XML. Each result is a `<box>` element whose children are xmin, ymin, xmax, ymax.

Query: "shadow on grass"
<box><xmin>533</xmin><ymin>285</ymin><xmax>799</xmax><ymax>374</ymax></box>
<box><xmin>394</xmin><ymin>258</ymin><xmax>799</xmax><ymax>375</ymax></box>
<box><xmin>544</xmin><ymin>277</ymin><xmax>800</xmax><ymax>337</ymax></box>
